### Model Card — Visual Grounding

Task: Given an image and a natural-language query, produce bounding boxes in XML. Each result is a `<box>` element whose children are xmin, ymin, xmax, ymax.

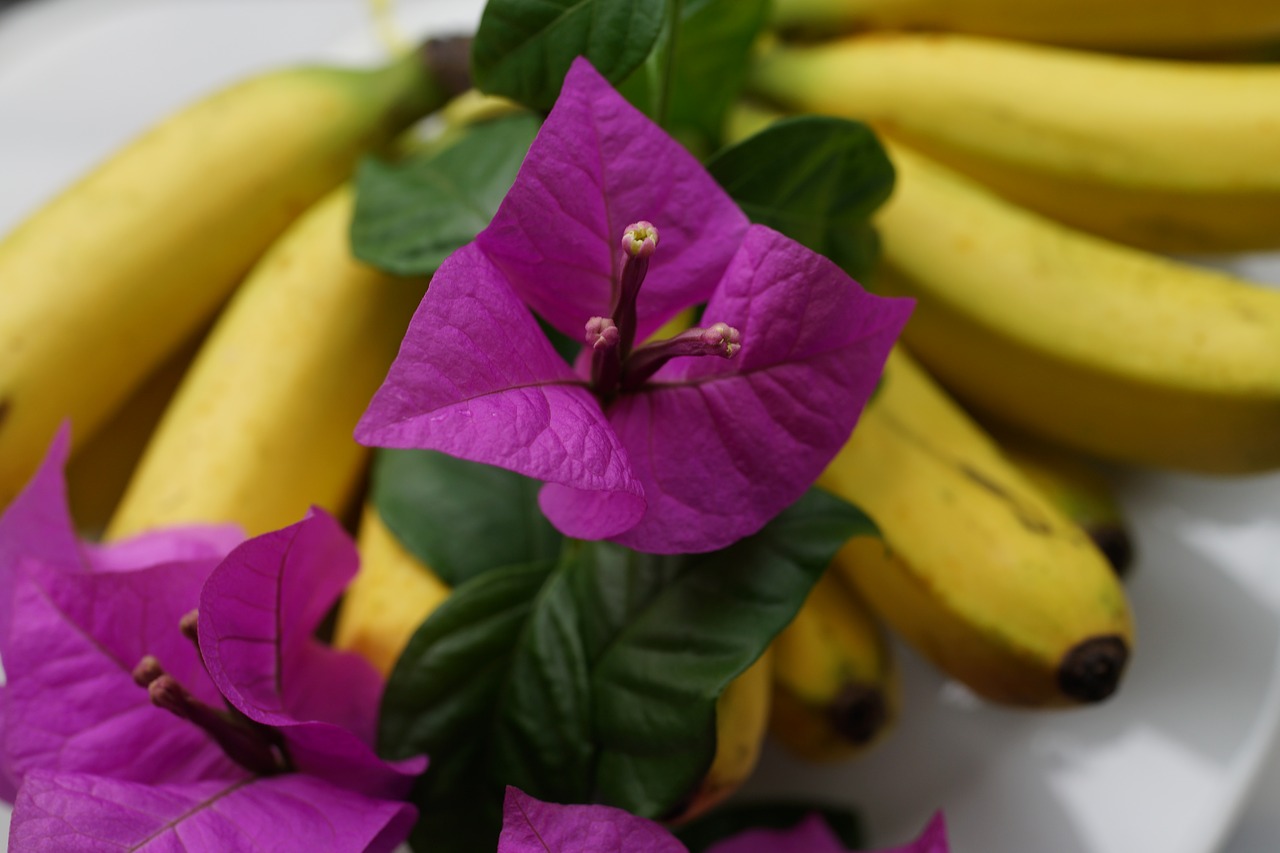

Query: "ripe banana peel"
<box><xmin>0</xmin><ymin>46</ymin><xmax>454</xmax><ymax>508</ymax></box>
<box><xmin>871</xmin><ymin>143</ymin><xmax>1280</xmax><ymax>474</ymax></box>
<box><xmin>669</xmin><ymin>650</ymin><xmax>774</xmax><ymax>823</ymax></box>
<box><xmin>820</xmin><ymin>347</ymin><xmax>1134</xmax><ymax>707</ymax></box>
<box><xmin>748</xmin><ymin>32</ymin><xmax>1280</xmax><ymax>251</ymax></box>
<box><xmin>335</xmin><ymin>504</ymin><xmax>452</xmax><ymax>677</ymax></box>
<box><xmin>106</xmin><ymin>185</ymin><xmax>427</xmax><ymax>538</ymax></box>
<box><xmin>769</xmin><ymin>0</ymin><xmax>1280</xmax><ymax>53</ymax></box>
<box><xmin>770</xmin><ymin>570</ymin><xmax>898</xmax><ymax>762</ymax></box>
<box><xmin>996</xmin><ymin>433</ymin><xmax>1134</xmax><ymax>577</ymax></box>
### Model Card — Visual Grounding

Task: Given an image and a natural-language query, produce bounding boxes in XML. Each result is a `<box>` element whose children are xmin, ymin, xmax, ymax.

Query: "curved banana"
<box><xmin>669</xmin><ymin>649</ymin><xmax>774</xmax><ymax>823</ymax></box>
<box><xmin>106</xmin><ymin>186</ymin><xmax>426</xmax><ymax>538</ymax></box>
<box><xmin>335</xmin><ymin>503</ymin><xmax>452</xmax><ymax>677</ymax></box>
<box><xmin>769</xmin><ymin>0</ymin><xmax>1280</xmax><ymax>53</ymax></box>
<box><xmin>869</xmin><ymin>143</ymin><xmax>1280</xmax><ymax>474</ymax></box>
<box><xmin>996</xmin><ymin>432</ymin><xmax>1134</xmax><ymax>576</ymax></box>
<box><xmin>748</xmin><ymin>33</ymin><xmax>1280</xmax><ymax>251</ymax></box>
<box><xmin>770</xmin><ymin>570</ymin><xmax>897</xmax><ymax>762</ymax></box>
<box><xmin>0</xmin><ymin>47</ymin><xmax>453</xmax><ymax>508</ymax></box>
<box><xmin>820</xmin><ymin>347</ymin><xmax>1134</xmax><ymax>708</ymax></box>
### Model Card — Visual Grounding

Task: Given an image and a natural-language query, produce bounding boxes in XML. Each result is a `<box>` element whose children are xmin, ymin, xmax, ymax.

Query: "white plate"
<box><xmin>3</xmin><ymin>2</ymin><xmax>1280</xmax><ymax>851</ymax></box>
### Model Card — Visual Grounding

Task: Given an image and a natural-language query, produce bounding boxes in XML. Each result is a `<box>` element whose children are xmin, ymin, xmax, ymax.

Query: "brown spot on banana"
<box><xmin>0</xmin><ymin>398</ymin><xmax>9</xmax><ymax>434</ymax></box>
<box><xmin>1057</xmin><ymin>635</ymin><xmax>1129</xmax><ymax>703</ymax></box>
<box><xmin>878</xmin><ymin>408</ymin><xmax>1057</xmax><ymax>537</ymax></box>
<box><xmin>957</xmin><ymin>463</ymin><xmax>1053</xmax><ymax>535</ymax></box>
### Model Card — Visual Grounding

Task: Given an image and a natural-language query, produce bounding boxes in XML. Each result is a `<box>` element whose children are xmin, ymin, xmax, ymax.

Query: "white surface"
<box><xmin>3</xmin><ymin>2</ymin><xmax>1280</xmax><ymax>851</ymax></box>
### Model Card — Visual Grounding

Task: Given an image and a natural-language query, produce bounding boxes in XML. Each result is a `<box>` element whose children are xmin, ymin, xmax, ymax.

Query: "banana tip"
<box><xmin>1087</xmin><ymin>525</ymin><xmax>1135</xmax><ymax>577</ymax></box>
<box><xmin>1057</xmin><ymin>635</ymin><xmax>1129</xmax><ymax>703</ymax></box>
<box><xmin>830</xmin><ymin>683</ymin><xmax>889</xmax><ymax>744</ymax></box>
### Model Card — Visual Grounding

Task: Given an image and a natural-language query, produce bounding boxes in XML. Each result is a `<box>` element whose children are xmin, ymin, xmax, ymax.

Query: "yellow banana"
<box><xmin>748</xmin><ymin>33</ymin><xmax>1280</xmax><ymax>251</ymax></box>
<box><xmin>996</xmin><ymin>432</ymin><xmax>1135</xmax><ymax>577</ymax></box>
<box><xmin>335</xmin><ymin>504</ymin><xmax>452</xmax><ymax>677</ymax></box>
<box><xmin>770</xmin><ymin>570</ymin><xmax>897</xmax><ymax>762</ymax></box>
<box><xmin>0</xmin><ymin>47</ymin><xmax>453</xmax><ymax>508</ymax></box>
<box><xmin>106</xmin><ymin>186</ymin><xmax>426</xmax><ymax>538</ymax></box>
<box><xmin>869</xmin><ymin>142</ymin><xmax>1280</xmax><ymax>474</ymax></box>
<box><xmin>769</xmin><ymin>0</ymin><xmax>1280</xmax><ymax>53</ymax></box>
<box><xmin>669</xmin><ymin>650</ymin><xmax>774</xmax><ymax>823</ymax></box>
<box><xmin>820</xmin><ymin>347</ymin><xmax>1134</xmax><ymax>707</ymax></box>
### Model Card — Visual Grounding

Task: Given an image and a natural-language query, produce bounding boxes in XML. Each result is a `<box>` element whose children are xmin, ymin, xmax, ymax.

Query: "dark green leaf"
<box><xmin>370</xmin><ymin>449</ymin><xmax>562</xmax><ymax>587</ymax></box>
<box><xmin>589</xmin><ymin>488</ymin><xmax>879</xmax><ymax>814</ymax></box>
<box><xmin>618</xmin><ymin>0</ymin><xmax>770</xmax><ymax>151</ymax></box>
<box><xmin>382</xmin><ymin>561</ymin><xmax>555</xmax><ymax>852</ymax></box>
<box><xmin>380</xmin><ymin>488</ymin><xmax>876</xmax><ymax>852</ymax></box>
<box><xmin>676</xmin><ymin>800</ymin><xmax>864</xmax><ymax>851</ymax></box>
<box><xmin>350</xmin><ymin>113</ymin><xmax>540</xmax><ymax>276</ymax></box>
<box><xmin>472</xmin><ymin>0</ymin><xmax>665</xmax><ymax>112</ymax></box>
<box><xmin>707</xmin><ymin>116</ymin><xmax>895</xmax><ymax>280</ymax></box>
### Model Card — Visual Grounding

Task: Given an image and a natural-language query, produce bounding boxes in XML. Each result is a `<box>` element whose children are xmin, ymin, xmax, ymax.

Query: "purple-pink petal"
<box><xmin>604</xmin><ymin>226</ymin><xmax>913</xmax><ymax>553</ymax></box>
<box><xmin>11</xmin><ymin>769</ymin><xmax>417</xmax><ymax>853</ymax></box>
<box><xmin>477</xmin><ymin>58</ymin><xmax>749</xmax><ymax>343</ymax></box>
<box><xmin>197</xmin><ymin>510</ymin><xmax>426</xmax><ymax>799</ymax></box>
<box><xmin>497</xmin><ymin>787</ymin><xmax>686</xmax><ymax>853</ymax></box>
<box><xmin>356</xmin><ymin>242</ymin><xmax>646</xmax><ymax>540</ymax></box>
<box><xmin>0</xmin><ymin>428</ymin><xmax>239</xmax><ymax>794</ymax></box>
<box><xmin>82</xmin><ymin>525</ymin><xmax>245</xmax><ymax>575</ymax></box>
<box><xmin>197</xmin><ymin>510</ymin><xmax>382</xmax><ymax>734</ymax></box>
<box><xmin>2</xmin><ymin>562</ymin><xmax>240</xmax><ymax>793</ymax></box>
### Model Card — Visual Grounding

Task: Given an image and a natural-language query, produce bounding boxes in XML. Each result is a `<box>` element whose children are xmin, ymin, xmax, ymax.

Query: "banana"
<box><xmin>748</xmin><ymin>33</ymin><xmax>1280</xmax><ymax>252</ymax></box>
<box><xmin>996</xmin><ymin>432</ymin><xmax>1135</xmax><ymax>577</ymax></box>
<box><xmin>106</xmin><ymin>186</ymin><xmax>427</xmax><ymax>538</ymax></box>
<box><xmin>768</xmin><ymin>0</ymin><xmax>1280</xmax><ymax>53</ymax></box>
<box><xmin>770</xmin><ymin>569</ymin><xmax>898</xmax><ymax>762</ymax></box>
<box><xmin>0</xmin><ymin>46</ymin><xmax>455</xmax><ymax>508</ymax></box>
<box><xmin>819</xmin><ymin>347</ymin><xmax>1134</xmax><ymax>708</ymax></box>
<box><xmin>868</xmin><ymin>142</ymin><xmax>1280</xmax><ymax>474</ymax></box>
<box><xmin>669</xmin><ymin>649</ymin><xmax>774</xmax><ymax>823</ymax></box>
<box><xmin>335</xmin><ymin>503</ymin><xmax>452</xmax><ymax>677</ymax></box>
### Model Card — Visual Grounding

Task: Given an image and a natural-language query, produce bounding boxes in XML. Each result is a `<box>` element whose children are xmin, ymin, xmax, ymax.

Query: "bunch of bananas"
<box><xmin>721</xmin><ymin>0</ymin><xmax>1280</xmax><ymax>772</ymax></box>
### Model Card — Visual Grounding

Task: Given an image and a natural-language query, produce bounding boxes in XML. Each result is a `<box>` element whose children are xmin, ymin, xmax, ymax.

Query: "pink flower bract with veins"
<box><xmin>356</xmin><ymin>58</ymin><xmax>912</xmax><ymax>554</ymax></box>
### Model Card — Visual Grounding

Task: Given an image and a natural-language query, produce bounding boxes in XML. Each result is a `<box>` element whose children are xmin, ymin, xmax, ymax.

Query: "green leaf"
<box><xmin>380</xmin><ymin>488</ymin><xmax>875</xmax><ymax>852</ymax></box>
<box><xmin>472</xmin><ymin>0</ymin><xmax>666</xmax><ymax>112</ymax></box>
<box><xmin>370</xmin><ymin>448</ymin><xmax>562</xmax><ymax>587</ymax></box>
<box><xmin>618</xmin><ymin>0</ymin><xmax>770</xmax><ymax>151</ymax></box>
<box><xmin>707</xmin><ymin>116</ymin><xmax>895</xmax><ymax>280</ymax></box>
<box><xmin>382</xmin><ymin>561</ymin><xmax>555</xmax><ymax>852</ymax></box>
<box><xmin>676</xmin><ymin>800</ymin><xmax>865</xmax><ymax>851</ymax></box>
<box><xmin>350</xmin><ymin>113</ymin><xmax>540</xmax><ymax>276</ymax></box>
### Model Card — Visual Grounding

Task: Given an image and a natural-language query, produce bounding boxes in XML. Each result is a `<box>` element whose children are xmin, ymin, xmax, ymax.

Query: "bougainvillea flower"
<box><xmin>495</xmin><ymin>787</ymin><xmax>949</xmax><ymax>852</ymax></box>
<box><xmin>356</xmin><ymin>58</ymin><xmax>912</xmax><ymax>554</ymax></box>
<box><xmin>0</xmin><ymin>429</ymin><xmax>426</xmax><ymax>851</ymax></box>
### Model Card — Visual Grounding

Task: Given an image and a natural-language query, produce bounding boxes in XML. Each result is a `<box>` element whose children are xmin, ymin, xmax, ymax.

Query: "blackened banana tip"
<box><xmin>830</xmin><ymin>683</ymin><xmax>888</xmax><ymax>744</ymax></box>
<box><xmin>1087</xmin><ymin>525</ymin><xmax>1134</xmax><ymax>577</ymax></box>
<box><xmin>1058</xmin><ymin>635</ymin><xmax>1129</xmax><ymax>703</ymax></box>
